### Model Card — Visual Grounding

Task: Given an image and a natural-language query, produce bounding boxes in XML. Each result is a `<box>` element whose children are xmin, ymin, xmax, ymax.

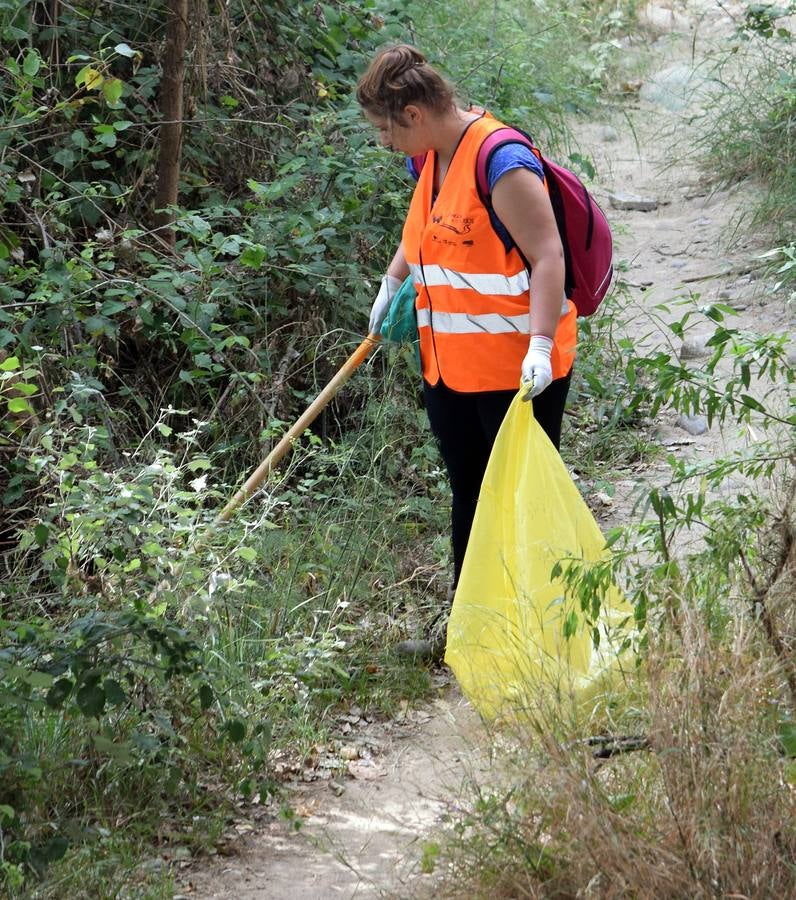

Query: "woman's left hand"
<box><xmin>521</xmin><ymin>335</ymin><xmax>553</xmax><ymax>400</ymax></box>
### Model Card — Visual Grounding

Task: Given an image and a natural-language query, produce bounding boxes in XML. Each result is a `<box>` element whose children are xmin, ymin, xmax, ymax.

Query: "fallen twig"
<box><xmin>569</xmin><ymin>734</ymin><xmax>651</xmax><ymax>759</ymax></box>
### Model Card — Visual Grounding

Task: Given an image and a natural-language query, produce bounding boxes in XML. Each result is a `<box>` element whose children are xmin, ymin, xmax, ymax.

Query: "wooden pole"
<box><xmin>218</xmin><ymin>335</ymin><xmax>380</xmax><ymax>522</ymax></box>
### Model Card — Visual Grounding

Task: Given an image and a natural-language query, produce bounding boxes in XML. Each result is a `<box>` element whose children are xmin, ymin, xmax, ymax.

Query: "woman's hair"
<box><xmin>356</xmin><ymin>44</ymin><xmax>455</xmax><ymax>122</ymax></box>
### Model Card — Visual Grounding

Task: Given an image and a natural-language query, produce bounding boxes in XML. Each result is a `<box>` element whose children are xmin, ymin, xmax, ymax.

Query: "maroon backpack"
<box><xmin>411</xmin><ymin>127</ymin><xmax>614</xmax><ymax>317</ymax></box>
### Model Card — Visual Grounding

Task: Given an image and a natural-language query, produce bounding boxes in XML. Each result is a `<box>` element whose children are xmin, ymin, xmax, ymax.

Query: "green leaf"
<box><xmin>420</xmin><ymin>840</ymin><xmax>440</xmax><ymax>874</ymax></box>
<box><xmin>53</xmin><ymin>148</ymin><xmax>76</xmax><ymax>167</ymax></box>
<box><xmin>94</xmin><ymin>128</ymin><xmax>117</xmax><ymax>148</ymax></box>
<box><xmin>39</xmin><ymin>835</ymin><xmax>69</xmax><ymax>863</ymax></box>
<box><xmin>703</xmin><ymin>305</ymin><xmax>725</xmax><ymax>323</ymax></box>
<box><xmin>102</xmin><ymin>78</ymin><xmax>124</xmax><ymax>105</ymax></box>
<box><xmin>34</xmin><ymin>523</ymin><xmax>48</xmax><ymax>546</ymax></box>
<box><xmin>71</xmin><ymin>129</ymin><xmax>89</xmax><ymax>149</ymax></box>
<box><xmin>100</xmin><ymin>299</ymin><xmax>127</xmax><ymax>316</ymax></box>
<box><xmin>112</xmin><ymin>119</ymin><xmax>133</xmax><ymax>131</ymax></box>
<box><xmin>76</xmin><ymin>682</ymin><xmax>106</xmax><ymax>718</ymax></box>
<box><xmin>7</xmin><ymin>397</ymin><xmax>34</xmax><ymax>414</ymax></box>
<box><xmin>84</xmin><ymin>314</ymin><xmax>116</xmax><ymax>335</ymax></box>
<box><xmin>103</xmin><ymin>679</ymin><xmax>127</xmax><ymax>706</ymax></box>
<box><xmin>3</xmin><ymin>26</ymin><xmax>29</xmax><ymax>41</ymax></box>
<box><xmin>46</xmin><ymin>678</ymin><xmax>73</xmax><ymax>709</ymax></box>
<box><xmin>740</xmin><ymin>394</ymin><xmax>766</xmax><ymax>413</ymax></box>
<box><xmin>568</xmin><ymin>151</ymin><xmax>595</xmax><ymax>180</ymax></box>
<box><xmin>92</xmin><ymin>734</ymin><xmax>133</xmax><ymax>762</ymax></box>
<box><xmin>225</xmin><ymin>719</ymin><xmax>246</xmax><ymax>742</ymax></box>
<box><xmin>23</xmin><ymin>50</ymin><xmax>41</xmax><ymax>77</ymax></box>
<box><xmin>26</xmin><ymin>670</ymin><xmax>54</xmax><ymax>689</ymax></box>
<box><xmin>114</xmin><ymin>43</ymin><xmax>136</xmax><ymax>58</ymax></box>
<box><xmin>76</xmin><ymin>65</ymin><xmax>103</xmax><ymax>90</ymax></box>
<box><xmin>563</xmin><ymin>610</ymin><xmax>579</xmax><ymax>639</ymax></box>
<box><xmin>0</xmin><ymin>355</ymin><xmax>20</xmax><ymax>371</ymax></box>
<box><xmin>236</xmin><ymin>546</ymin><xmax>257</xmax><ymax>562</ymax></box>
<box><xmin>240</xmin><ymin>245</ymin><xmax>266</xmax><ymax>269</ymax></box>
<box><xmin>198</xmin><ymin>683</ymin><xmax>214</xmax><ymax>710</ymax></box>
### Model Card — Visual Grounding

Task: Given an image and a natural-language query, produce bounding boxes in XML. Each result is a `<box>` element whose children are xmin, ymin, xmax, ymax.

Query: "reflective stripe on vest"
<box><xmin>408</xmin><ymin>262</ymin><xmax>529</xmax><ymax>297</ymax></box>
<box><xmin>416</xmin><ymin>299</ymin><xmax>570</xmax><ymax>334</ymax></box>
<box><xmin>417</xmin><ymin>309</ymin><xmax>528</xmax><ymax>333</ymax></box>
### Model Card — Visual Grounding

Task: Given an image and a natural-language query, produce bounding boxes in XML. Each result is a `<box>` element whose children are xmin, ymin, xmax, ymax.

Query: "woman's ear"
<box><xmin>403</xmin><ymin>104</ymin><xmax>422</xmax><ymax>125</ymax></box>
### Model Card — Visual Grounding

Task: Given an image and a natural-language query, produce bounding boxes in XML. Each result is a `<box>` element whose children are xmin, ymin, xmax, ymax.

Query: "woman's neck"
<box><xmin>433</xmin><ymin>106</ymin><xmax>480</xmax><ymax>166</ymax></box>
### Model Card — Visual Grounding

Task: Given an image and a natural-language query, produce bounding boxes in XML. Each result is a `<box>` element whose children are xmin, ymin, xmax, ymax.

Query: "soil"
<box><xmin>180</xmin><ymin>3</ymin><xmax>793</xmax><ymax>897</ymax></box>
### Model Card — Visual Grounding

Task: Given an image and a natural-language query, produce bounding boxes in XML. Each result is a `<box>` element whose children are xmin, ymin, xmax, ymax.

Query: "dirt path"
<box><xmin>182</xmin><ymin>4</ymin><xmax>793</xmax><ymax>897</ymax></box>
<box><xmin>180</xmin><ymin>681</ymin><xmax>486</xmax><ymax>898</ymax></box>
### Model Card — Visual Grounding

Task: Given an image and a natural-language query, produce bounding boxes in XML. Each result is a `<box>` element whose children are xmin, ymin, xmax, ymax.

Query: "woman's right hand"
<box><xmin>369</xmin><ymin>274</ymin><xmax>402</xmax><ymax>335</ymax></box>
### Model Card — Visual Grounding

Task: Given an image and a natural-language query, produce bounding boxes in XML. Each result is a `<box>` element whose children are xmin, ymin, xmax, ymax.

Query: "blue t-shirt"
<box><xmin>406</xmin><ymin>143</ymin><xmax>544</xmax><ymax>247</ymax></box>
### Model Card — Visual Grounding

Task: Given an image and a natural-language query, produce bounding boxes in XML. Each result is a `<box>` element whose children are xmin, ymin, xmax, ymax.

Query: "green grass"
<box><xmin>693</xmin><ymin>16</ymin><xmax>796</xmax><ymax>236</ymax></box>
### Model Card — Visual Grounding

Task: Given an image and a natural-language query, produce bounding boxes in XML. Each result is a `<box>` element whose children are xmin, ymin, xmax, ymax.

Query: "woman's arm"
<box><xmin>491</xmin><ymin>169</ymin><xmax>565</xmax><ymax>339</ymax></box>
<box><xmin>386</xmin><ymin>241</ymin><xmax>410</xmax><ymax>281</ymax></box>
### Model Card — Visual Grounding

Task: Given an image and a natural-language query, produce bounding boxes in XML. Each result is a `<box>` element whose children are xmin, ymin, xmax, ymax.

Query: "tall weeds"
<box><xmin>694</xmin><ymin>6</ymin><xmax>796</xmax><ymax>233</ymax></box>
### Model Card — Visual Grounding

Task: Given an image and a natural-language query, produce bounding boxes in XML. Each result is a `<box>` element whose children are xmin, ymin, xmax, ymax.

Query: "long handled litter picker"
<box><xmin>218</xmin><ymin>334</ymin><xmax>380</xmax><ymax>522</ymax></box>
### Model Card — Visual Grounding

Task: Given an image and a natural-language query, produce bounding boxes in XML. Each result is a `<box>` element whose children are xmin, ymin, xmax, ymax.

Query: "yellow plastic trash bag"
<box><xmin>444</xmin><ymin>392</ymin><xmax>630</xmax><ymax>719</ymax></box>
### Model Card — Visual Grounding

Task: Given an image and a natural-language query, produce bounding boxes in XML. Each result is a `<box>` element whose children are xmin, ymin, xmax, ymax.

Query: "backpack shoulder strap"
<box><xmin>476</xmin><ymin>127</ymin><xmax>543</xmax><ymax>199</ymax></box>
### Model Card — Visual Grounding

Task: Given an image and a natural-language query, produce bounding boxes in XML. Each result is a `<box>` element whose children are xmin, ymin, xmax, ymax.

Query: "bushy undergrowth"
<box><xmin>0</xmin><ymin>0</ymin><xmax>636</xmax><ymax>894</ymax></box>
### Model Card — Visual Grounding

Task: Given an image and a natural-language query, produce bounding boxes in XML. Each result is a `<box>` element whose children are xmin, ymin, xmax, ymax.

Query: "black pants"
<box><xmin>423</xmin><ymin>373</ymin><xmax>572</xmax><ymax>586</ymax></box>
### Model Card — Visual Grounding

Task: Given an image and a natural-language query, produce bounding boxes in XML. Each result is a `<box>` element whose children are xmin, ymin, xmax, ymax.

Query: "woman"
<box><xmin>357</xmin><ymin>45</ymin><xmax>577</xmax><ymax>606</ymax></box>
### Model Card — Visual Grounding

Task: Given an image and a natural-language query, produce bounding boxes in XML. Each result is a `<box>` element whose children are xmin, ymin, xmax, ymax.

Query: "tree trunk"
<box><xmin>153</xmin><ymin>0</ymin><xmax>189</xmax><ymax>248</ymax></box>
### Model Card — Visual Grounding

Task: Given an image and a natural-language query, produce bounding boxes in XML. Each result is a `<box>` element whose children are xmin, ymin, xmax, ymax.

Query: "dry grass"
<box><xmin>431</xmin><ymin>521</ymin><xmax>796</xmax><ymax>899</ymax></box>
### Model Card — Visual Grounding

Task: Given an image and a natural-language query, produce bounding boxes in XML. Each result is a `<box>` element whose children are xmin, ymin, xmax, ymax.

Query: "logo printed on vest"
<box><xmin>431</xmin><ymin>212</ymin><xmax>474</xmax><ymax>236</ymax></box>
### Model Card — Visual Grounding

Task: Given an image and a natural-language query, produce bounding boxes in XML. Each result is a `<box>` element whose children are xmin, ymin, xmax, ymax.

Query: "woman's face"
<box><xmin>365</xmin><ymin>107</ymin><xmax>427</xmax><ymax>156</ymax></box>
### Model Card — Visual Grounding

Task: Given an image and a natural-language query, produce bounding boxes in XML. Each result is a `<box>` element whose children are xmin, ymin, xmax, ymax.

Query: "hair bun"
<box><xmin>386</xmin><ymin>44</ymin><xmax>426</xmax><ymax>74</ymax></box>
<box><xmin>356</xmin><ymin>44</ymin><xmax>455</xmax><ymax>121</ymax></box>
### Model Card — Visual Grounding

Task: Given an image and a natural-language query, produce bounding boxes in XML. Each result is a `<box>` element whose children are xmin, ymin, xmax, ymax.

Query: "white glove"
<box><xmin>369</xmin><ymin>274</ymin><xmax>402</xmax><ymax>336</ymax></box>
<box><xmin>521</xmin><ymin>335</ymin><xmax>554</xmax><ymax>401</ymax></box>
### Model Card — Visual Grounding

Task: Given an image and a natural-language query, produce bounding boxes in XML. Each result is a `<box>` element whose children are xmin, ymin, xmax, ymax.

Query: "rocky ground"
<box><xmin>180</xmin><ymin>3</ymin><xmax>793</xmax><ymax>897</ymax></box>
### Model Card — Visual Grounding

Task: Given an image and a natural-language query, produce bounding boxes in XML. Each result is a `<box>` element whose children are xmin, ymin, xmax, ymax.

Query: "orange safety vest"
<box><xmin>402</xmin><ymin>112</ymin><xmax>577</xmax><ymax>393</ymax></box>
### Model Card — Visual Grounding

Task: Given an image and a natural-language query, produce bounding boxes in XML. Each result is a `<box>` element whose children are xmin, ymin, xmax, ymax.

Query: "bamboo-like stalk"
<box><xmin>218</xmin><ymin>335</ymin><xmax>380</xmax><ymax>522</ymax></box>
